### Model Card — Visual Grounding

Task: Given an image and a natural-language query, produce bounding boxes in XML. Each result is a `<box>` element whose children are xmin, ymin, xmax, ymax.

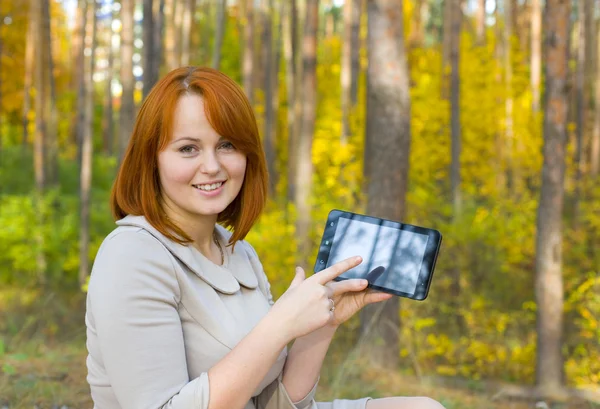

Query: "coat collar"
<box><xmin>115</xmin><ymin>215</ymin><xmax>258</xmax><ymax>294</ymax></box>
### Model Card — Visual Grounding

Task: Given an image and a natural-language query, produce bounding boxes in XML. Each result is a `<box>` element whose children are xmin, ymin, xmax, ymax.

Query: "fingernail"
<box><xmin>355</xmin><ymin>256</ymin><xmax>362</xmax><ymax>262</ymax></box>
<box><xmin>360</xmin><ymin>279</ymin><xmax>368</xmax><ymax>286</ymax></box>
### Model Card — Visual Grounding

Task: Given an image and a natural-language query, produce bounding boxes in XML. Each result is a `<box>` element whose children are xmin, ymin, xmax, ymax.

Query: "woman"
<box><xmin>85</xmin><ymin>67</ymin><xmax>445</xmax><ymax>409</ymax></box>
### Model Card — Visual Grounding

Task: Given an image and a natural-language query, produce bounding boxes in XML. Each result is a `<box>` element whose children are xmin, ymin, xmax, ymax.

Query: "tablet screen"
<box><xmin>327</xmin><ymin>215</ymin><xmax>430</xmax><ymax>296</ymax></box>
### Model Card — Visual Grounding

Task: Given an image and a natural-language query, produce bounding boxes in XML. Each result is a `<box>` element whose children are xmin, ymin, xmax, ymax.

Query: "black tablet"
<box><xmin>313</xmin><ymin>209</ymin><xmax>442</xmax><ymax>301</ymax></box>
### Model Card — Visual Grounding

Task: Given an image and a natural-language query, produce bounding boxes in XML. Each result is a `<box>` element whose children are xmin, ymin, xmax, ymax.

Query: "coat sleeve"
<box><xmin>243</xmin><ymin>242</ymin><xmax>320</xmax><ymax>409</ymax></box>
<box><xmin>88</xmin><ymin>230</ymin><xmax>210</xmax><ymax>409</ymax></box>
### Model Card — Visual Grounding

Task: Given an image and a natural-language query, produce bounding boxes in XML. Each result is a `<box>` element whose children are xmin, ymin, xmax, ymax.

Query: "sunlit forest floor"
<box><xmin>0</xmin><ymin>292</ymin><xmax>598</xmax><ymax>409</ymax></box>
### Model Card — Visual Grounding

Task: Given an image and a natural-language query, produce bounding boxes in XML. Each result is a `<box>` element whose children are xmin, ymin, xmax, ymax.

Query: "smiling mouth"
<box><xmin>192</xmin><ymin>181</ymin><xmax>225</xmax><ymax>192</ymax></box>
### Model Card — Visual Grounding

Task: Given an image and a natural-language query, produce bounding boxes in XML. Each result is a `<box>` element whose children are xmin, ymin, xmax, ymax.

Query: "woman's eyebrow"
<box><xmin>172</xmin><ymin>136</ymin><xmax>201</xmax><ymax>144</ymax></box>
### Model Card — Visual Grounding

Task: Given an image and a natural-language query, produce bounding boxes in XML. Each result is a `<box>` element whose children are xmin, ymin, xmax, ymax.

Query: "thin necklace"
<box><xmin>213</xmin><ymin>230</ymin><xmax>224</xmax><ymax>265</ymax></box>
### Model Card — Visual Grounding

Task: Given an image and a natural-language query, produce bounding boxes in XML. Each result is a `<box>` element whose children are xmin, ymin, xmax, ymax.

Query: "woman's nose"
<box><xmin>199</xmin><ymin>150</ymin><xmax>221</xmax><ymax>174</ymax></box>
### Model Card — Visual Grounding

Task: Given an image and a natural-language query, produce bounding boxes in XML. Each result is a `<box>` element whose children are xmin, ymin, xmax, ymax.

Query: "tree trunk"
<box><xmin>350</xmin><ymin>0</ymin><xmax>361</xmax><ymax>105</ymax></box>
<box><xmin>360</xmin><ymin>0</ymin><xmax>411</xmax><ymax>369</ymax></box>
<box><xmin>295</xmin><ymin>0</ymin><xmax>318</xmax><ymax>265</ymax></box>
<box><xmin>212</xmin><ymin>0</ymin><xmax>227</xmax><ymax>69</ymax></box>
<box><xmin>80</xmin><ymin>0</ymin><xmax>98</xmax><ymax>288</ymax></box>
<box><xmin>173</xmin><ymin>0</ymin><xmax>184</xmax><ymax>65</ymax></box>
<box><xmin>442</xmin><ymin>0</ymin><xmax>453</xmax><ymax>99</ymax></box>
<box><xmin>534</xmin><ymin>0</ymin><xmax>570</xmax><ymax>398</ymax></box>
<box><xmin>23</xmin><ymin>13</ymin><xmax>35</xmax><ymax>145</ymax></box>
<box><xmin>154</xmin><ymin>0</ymin><xmax>166</xmax><ymax>76</ymax></box>
<box><xmin>476</xmin><ymin>0</ymin><xmax>486</xmax><ymax>45</ymax></box>
<box><xmin>531</xmin><ymin>0</ymin><xmax>542</xmax><ymax>113</ymax></box>
<box><xmin>505</xmin><ymin>0</ymin><xmax>514</xmax><ymax>145</ymax></box>
<box><xmin>164</xmin><ymin>0</ymin><xmax>178</xmax><ymax>71</ymax></box>
<box><xmin>181</xmin><ymin>0</ymin><xmax>193</xmax><ymax>66</ymax></box>
<box><xmin>341</xmin><ymin>0</ymin><xmax>353</xmax><ymax>144</ymax></box>
<box><xmin>103</xmin><ymin>10</ymin><xmax>115</xmax><ymax>155</ymax></box>
<box><xmin>450</xmin><ymin>0</ymin><xmax>461</xmax><ymax>216</ymax></box>
<box><xmin>408</xmin><ymin>0</ymin><xmax>424</xmax><ymax>48</ymax></box>
<box><xmin>32</xmin><ymin>0</ymin><xmax>47</xmax><ymax>285</ymax></box>
<box><xmin>242</xmin><ymin>0</ymin><xmax>255</xmax><ymax>104</ymax></box>
<box><xmin>71</xmin><ymin>0</ymin><xmax>87</xmax><ymax>145</ymax></box>
<box><xmin>573</xmin><ymin>0</ymin><xmax>590</xmax><ymax>225</ymax></box>
<box><xmin>42</xmin><ymin>0</ymin><xmax>59</xmax><ymax>187</ymax></box>
<box><xmin>284</xmin><ymin>0</ymin><xmax>298</xmax><ymax>203</ymax></box>
<box><xmin>119</xmin><ymin>0</ymin><xmax>135</xmax><ymax>162</ymax></box>
<box><xmin>143</xmin><ymin>0</ymin><xmax>156</xmax><ymax>97</ymax></box>
<box><xmin>263</xmin><ymin>0</ymin><xmax>276</xmax><ymax>196</ymax></box>
<box><xmin>592</xmin><ymin>18</ymin><xmax>600</xmax><ymax>177</ymax></box>
<box><xmin>34</xmin><ymin>0</ymin><xmax>47</xmax><ymax>193</ymax></box>
<box><xmin>75</xmin><ymin>0</ymin><xmax>88</xmax><ymax>161</ymax></box>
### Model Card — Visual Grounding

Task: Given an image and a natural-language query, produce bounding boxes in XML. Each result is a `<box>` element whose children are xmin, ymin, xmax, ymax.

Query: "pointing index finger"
<box><xmin>313</xmin><ymin>256</ymin><xmax>362</xmax><ymax>285</ymax></box>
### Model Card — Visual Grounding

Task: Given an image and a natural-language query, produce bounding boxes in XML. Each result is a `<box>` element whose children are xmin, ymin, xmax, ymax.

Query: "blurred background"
<box><xmin>0</xmin><ymin>0</ymin><xmax>599</xmax><ymax>407</ymax></box>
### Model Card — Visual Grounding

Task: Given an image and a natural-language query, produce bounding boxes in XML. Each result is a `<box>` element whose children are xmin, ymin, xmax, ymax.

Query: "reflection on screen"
<box><xmin>328</xmin><ymin>217</ymin><xmax>429</xmax><ymax>295</ymax></box>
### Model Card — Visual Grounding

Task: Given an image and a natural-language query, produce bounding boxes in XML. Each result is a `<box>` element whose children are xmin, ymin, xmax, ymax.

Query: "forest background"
<box><xmin>0</xmin><ymin>0</ymin><xmax>599</xmax><ymax>407</ymax></box>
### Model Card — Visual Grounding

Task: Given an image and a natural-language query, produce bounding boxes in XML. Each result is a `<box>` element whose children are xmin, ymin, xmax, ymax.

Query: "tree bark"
<box><xmin>408</xmin><ymin>0</ymin><xmax>425</xmax><ymax>48</ymax></box>
<box><xmin>103</xmin><ymin>10</ymin><xmax>115</xmax><ymax>155</ymax></box>
<box><xmin>450</xmin><ymin>0</ymin><xmax>461</xmax><ymax>216</ymax></box>
<box><xmin>294</xmin><ymin>0</ymin><xmax>318</xmax><ymax>265</ymax></box>
<box><xmin>80</xmin><ymin>0</ymin><xmax>97</xmax><ymax>288</ymax></box>
<box><xmin>534</xmin><ymin>0</ymin><xmax>570</xmax><ymax>398</ymax></box>
<box><xmin>573</xmin><ymin>0</ymin><xmax>590</xmax><ymax>225</ymax></box>
<box><xmin>164</xmin><ymin>0</ymin><xmax>178</xmax><ymax>71</ymax></box>
<box><xmin>476</xmin><ymin>0</ymin><xmax>486</xmax><ymax>45</ymax></box>
<box><xmin>181</xmin><ymin>0</ymin><xmax>193</xmax><ymax>66</ymax></box>
<box><xmin>531</xmin><ymin>0</ymin><xmax>542</xmax><ymax>113</ymax></box>
<box><xmin>592</xmin><ymin>18</ymin><xmax>600</xmax><ymax>176</ymax></box>
<box><xmin>42</xmin><ymin>0</ymin><xmax>59</xmax><ymax>187</ymax></box>
<box><xmin>143</xmin><ymin>0</ymin><xmax>156</xmax><ymax>97</ymax></box>
<box><xmin>119</xmin><ymin>0</ymin><xmax>135</xmax><ymax>163</ymax></box>
<box><xmin>23</xmin><ymin>12</ymin><xmax>35</xmax><ymax>145</ymax></box>
<box><xmin>263</xmin><ymin>0</ymin><xmax>277</xmax><ymax>196</ymax></box>
<box><xmin>32</xmin><ymin>0</ymin><xmax>47</xmax><ymax>284</ymax></box>
<box><xmin>71</xmin><ymin>0</ymin><xmax>87</xmax><ymax>145</ymax></box>
<box><xmin>350</xmin><ymin>0</ymin><xmax>361</xmax><ymax>105</ymax></box>
<box><xmin>360</xmin><ymin>0</ymin><xmax>411</xmax><ymax>369</ymax></box>
<box><xmin>284</xmin><ymin>0</ymin><xmax>298</xmax><ymax>203</ymax></box>
<box><xmin>212</xmin><ymin>0</ymin><xmax>228</xmax><ymax>70</ymax></box>
<box><xmin>341</xmin><ymin>0</ymin><xmax>353</xmax><ymax>144</ymax></box>
<box><xmin>34</xmin><ymin>0</ymin><xmax>46</xmax><ymax>193</ymax></box>
<box><xmin>242</xmin><ymin>0</ymin><xmax>255</xmax><ymax>105</ymax></box>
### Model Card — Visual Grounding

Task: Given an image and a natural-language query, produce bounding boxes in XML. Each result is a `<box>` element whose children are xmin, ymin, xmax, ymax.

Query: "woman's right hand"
<box><xmin>267</xmin><ymin>256</ymin><xmax>365</xmax><ymax>341</ymax></box>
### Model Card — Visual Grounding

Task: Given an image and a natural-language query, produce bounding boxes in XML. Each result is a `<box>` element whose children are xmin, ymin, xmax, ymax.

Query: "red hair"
<box><xmin>111</xmin><ymin>67</ymin><xmax>268</xmax><ymax>247</ymax></box>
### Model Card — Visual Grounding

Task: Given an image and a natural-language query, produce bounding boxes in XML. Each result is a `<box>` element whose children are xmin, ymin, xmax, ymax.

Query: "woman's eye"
<box><xmin>179</xmin><ymin>145</ymin><xmax>197</xmax><ymax>154</ymax></box>
<box><xmin>219</xmin><ymin>141</ymin><xmax>235</xmax><ymax>150</ymax></box>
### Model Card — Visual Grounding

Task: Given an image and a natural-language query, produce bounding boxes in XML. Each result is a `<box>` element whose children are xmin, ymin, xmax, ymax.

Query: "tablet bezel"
<box><xmin>313</xmin><ymin>209</ymin><xmax>442</xmax><ymax>301</ymax></box>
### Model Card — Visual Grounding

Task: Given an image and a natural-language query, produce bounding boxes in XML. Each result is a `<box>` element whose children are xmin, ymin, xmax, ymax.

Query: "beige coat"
<box><xmin>85</xmin><ymin>215</ymin><xmax>370</xmax><ymax>409</ymax></box>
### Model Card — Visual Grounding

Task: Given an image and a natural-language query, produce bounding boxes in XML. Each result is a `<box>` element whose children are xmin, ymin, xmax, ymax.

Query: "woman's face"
<box><xmin>158</xmin><ymin>94</ymin><xmax>247</xmax><ymax>223</ymax></box>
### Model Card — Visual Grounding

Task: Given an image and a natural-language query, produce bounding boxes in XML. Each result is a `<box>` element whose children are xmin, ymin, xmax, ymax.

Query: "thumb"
<box><xmin>288</xmin><ymin>266</ymin><xmax>306</xmax><ymax>289</ymax></box>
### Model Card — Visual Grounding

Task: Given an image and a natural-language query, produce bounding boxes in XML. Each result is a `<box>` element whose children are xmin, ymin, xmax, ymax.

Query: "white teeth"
<box><xmin>194</xmin><ymin>182</ymin><xmax>223</xmax><ymax>191</ymax></box>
